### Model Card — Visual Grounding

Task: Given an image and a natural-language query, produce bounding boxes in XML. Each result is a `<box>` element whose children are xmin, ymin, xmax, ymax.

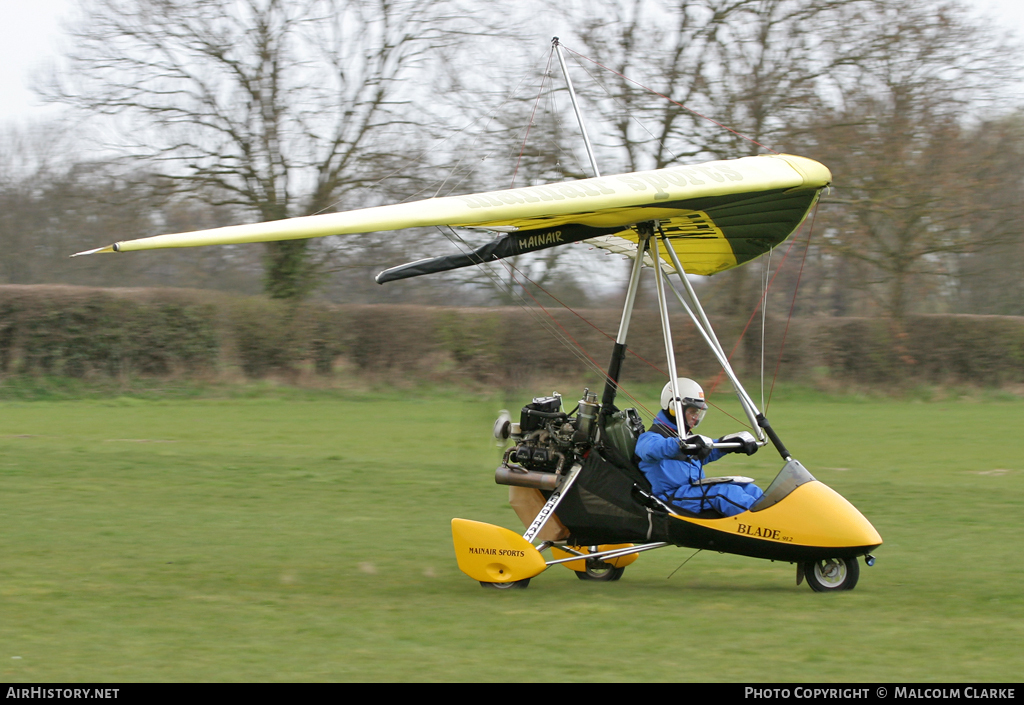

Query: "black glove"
<box><xmin>679</xmin><ymin>434</ymin><xmax>713</xmax><ymax>461</ymax></box>
<box><xmin>718</xmin><ymin>431</ymin><xmax>758</xmax><ymax>456</ymax></box>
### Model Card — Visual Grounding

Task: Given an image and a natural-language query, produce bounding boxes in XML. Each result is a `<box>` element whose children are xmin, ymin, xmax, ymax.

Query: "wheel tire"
<box><xmin>803</xmin><ymin>557</ymin><xmax>860</xmax><ymax>592</ymax></box>
<box><xmin>480</xmin><ymin>578</ymin><xmax>531</xmax><ymax>590</ymax></box>
<box><xmin>575</xmin><ymin>562</ymin><xmax>626</xmax><ymax>581</ymax></box>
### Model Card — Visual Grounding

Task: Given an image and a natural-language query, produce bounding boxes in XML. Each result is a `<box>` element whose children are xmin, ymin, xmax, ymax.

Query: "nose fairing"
<box><xmin>668</xmin><ymin>480</ymin><xmax>882</xmax><ymax>562</ymax></box>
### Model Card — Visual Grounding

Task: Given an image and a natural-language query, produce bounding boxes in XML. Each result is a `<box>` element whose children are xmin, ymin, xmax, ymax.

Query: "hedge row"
<box><xmin>1</xmin><ymin>286</ymin><xmax>1022</xmax><ymax>388</ymax></box>
<box><xmin>0</xmin><ymin>286</ymin><xmax>219</xmax><ymax>377</ymax></box>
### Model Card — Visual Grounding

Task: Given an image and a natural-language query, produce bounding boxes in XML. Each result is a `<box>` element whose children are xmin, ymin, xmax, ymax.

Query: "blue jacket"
<box><xmin>634</xmin><ymin>411</ymin><xmax>725</xmax><ymax>503</ymax></box>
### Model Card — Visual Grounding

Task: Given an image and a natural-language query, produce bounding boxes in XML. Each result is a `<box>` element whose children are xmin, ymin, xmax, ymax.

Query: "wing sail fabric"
<box><xmin>73</xmin><ymin>154</ymin><xmax>830</xmax><ymax>278</ymax></box>
<box><xmin>596</xmin><ymin>186</ymin><xmax>825</xmax><ymax>276</ymax></box>
<box><xmin>380</xmin><ymin>186</ymin><xmax>824</xmax><ymax>282</ymax></box>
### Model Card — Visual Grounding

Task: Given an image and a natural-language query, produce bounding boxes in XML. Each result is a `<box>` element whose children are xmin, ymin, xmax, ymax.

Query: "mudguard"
<box><xmin>451</xmin><ymin>518</ymin><xmax>548</xmax><ymax>584</ymax></box>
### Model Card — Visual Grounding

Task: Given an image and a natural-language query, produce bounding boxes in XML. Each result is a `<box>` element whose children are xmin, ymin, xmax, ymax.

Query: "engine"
<box><xmin>493</xmin><ymin>389</ymin><xmax>601</xmax><ymax>490</ymax></box>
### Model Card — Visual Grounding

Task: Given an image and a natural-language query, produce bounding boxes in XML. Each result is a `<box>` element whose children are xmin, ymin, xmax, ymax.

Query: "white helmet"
<box><xmin>661</xmin><ymin>378</ymin><xmax>707</xmax><ymax>430</ymax></box>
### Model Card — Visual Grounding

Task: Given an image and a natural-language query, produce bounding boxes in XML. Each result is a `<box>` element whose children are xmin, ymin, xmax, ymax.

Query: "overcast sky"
<box><xmin>1</xmin><ymin>0</ymin><xmax>1023</xmax><ymax>125</ymax></box>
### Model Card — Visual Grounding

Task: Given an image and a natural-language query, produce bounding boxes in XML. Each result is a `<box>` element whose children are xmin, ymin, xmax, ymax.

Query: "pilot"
<box><xmin>635</xmin><ymin>378</ymin><xmax>763</xmax><ymax>517</ymax></box>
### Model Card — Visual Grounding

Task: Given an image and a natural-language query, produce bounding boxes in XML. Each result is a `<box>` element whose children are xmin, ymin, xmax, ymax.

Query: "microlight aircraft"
<box><xmin>74</xmin><ymin>41</ymin><xmax>881</xmax><ymax>592</ymax></box>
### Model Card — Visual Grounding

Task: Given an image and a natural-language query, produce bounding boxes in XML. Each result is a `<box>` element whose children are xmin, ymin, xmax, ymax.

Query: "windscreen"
<box><xmin>749</xmin><ymin>459</ymin><xmax>816</xmax><ymax>512</ymax></box>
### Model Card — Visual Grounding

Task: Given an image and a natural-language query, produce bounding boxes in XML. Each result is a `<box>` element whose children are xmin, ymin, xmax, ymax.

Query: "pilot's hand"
<box><xmin>719</xmin><ymin>431</ymin><xmax>758</xmax><ymax>455</ymax></box>
<box><xmin>679</xmin><ymin>434</ymin><xmax>714</xmax><ymax>460</ymax></box>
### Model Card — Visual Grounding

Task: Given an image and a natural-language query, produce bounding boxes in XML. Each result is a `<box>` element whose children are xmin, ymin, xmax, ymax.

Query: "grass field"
<box><xmin>1</xmin><ymin>384</ymin><xmax>1022</xmax><ymax>682</ymax></box>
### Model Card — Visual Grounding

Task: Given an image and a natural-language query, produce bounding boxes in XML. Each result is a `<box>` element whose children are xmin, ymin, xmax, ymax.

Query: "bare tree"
<box><xmin>552</xmin><ymin>0</ymin><xmax>875</xmax><ymax>171</ymax></box>
<box><xmin>0</xmin><ymin>123</ymin><xmax>70</xmax><ymax>285</ymax></box>
<box><xmin>536</xmin><ymin>0</ymin><xmax>881</xmax><ymax>316</ymax></box>
<box><xmin>361</xmin><ymin>43</ymin><xmax>618</xmax><ymax>306</ymax></box>
<box><xmin>0</xmin><ymin>123</ymin><xmax>264</xmax><ymax>292</ymax></box>
<box><xmin>45</xmin><ymin>0</ymin><xmax>464</xmax><ymax>299</ymax></box>
<box><xmin>936</xmin><ymin>111</ymin><xmax>1024</xmax><ymax>316</ymax></box>
<box><xmin>549</xmin><ymin>0</ymin><xmax>1022</xmax><ymax>320</ymax></box>
<box><xmin>804</xmin><ymin>0</ymin><xmax>1023</xmax><ymax>320</ymax></box>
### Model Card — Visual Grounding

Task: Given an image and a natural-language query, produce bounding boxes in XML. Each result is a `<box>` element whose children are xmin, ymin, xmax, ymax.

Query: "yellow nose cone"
<box><xmin>752</xmin><ymin>481</ymin><xmax>882</xmax><ymax>549</ymax></box>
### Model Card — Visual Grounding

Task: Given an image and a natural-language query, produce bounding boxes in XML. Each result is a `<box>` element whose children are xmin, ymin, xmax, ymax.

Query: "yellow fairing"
<box><xmin>678</xmin><ymin>481</ymin><xmax>882</xmax><ymax>549</ymax></box>
<box><xmin>551</xmin><ymin>544</ymin><xmax>639</xmax><ymax>572</ymax></box>
<box><xmin>451</xmin><ymin>518</ymin><xmax>547</xmax><ymax>583</ymax></box>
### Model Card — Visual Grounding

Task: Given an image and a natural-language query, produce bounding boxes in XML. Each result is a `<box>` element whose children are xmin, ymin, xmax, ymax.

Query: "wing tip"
<box><xmin>71</xmin><ymin>244</ymin><xmax>117</xmax><ymax>257</ymax></box>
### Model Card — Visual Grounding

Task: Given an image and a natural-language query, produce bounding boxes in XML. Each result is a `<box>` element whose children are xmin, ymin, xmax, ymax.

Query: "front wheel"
<box><xmin>480</xmin><ymin>578</ymin><xmax>531</xmax><ymax>590</ymax></box>
<box><xmin>803</xmin><ymin>557</ymin><xmax>860</xmax><ymax>592</ymax></box>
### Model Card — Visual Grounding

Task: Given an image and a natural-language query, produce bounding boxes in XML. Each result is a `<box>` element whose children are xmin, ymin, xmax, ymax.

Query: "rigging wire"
<box><xmin>512</xmin><ymin>47</ymin><xmax>591</xmax><ymax>188</ymax></box>
<box><xmin>502</xmin><ymin>254</ymin><xmax>754</xmax><ymax>428</ymax></box>
<box><xmin>309</xmin><ymin>45</ymin><xmax>560</xmax><ymax>215</ymax></box>
<box><xmin>439</xmin><ymin>46</ymin><xmax>586</xmax><ymax>200</ymax></box>
<box><xmin>761</xmin><ymin>247</ymin><xmax>773</xmax><ymax>413</ymax></box>
<box><xmin>430</xmin><ymin>222</ymin><xmax>760</xmax><ymax>428</ymax></box>
<box><xmin>439</xmin><ymin>67</ymin><xmax>551</xmax><ymax>200</ymax></box>
<box><xmin>706</xmin><ymin>218</ymin><xmax>806</xmax><ymax>397</ymax></box>
<box><xmin>499</xmin><ymin>259</ymin><xmax>661</xmax><ymax>420</ymax></box>
<box><xmin>507</xmin><ymin>258</ymin><xmax>663</xmax><ymax>374</ymax></box>
<box><xmin>667</xmin><ymin>549</ymin><xmax>702</xmax><ymax>579</ymax></box>
<box><xmin>434</xmin><ymin>209</ymin><xmax>762</xmax><ymax>427</ymax></box>
<box><xmin>766</xmin><ymin>202</ymin><xmax>820</xmax><ymax>411</ymax></box>
<box><xmin>432</xmin><ymin>226</ymin><xmax>614</xmax><ymax>386</ymax></box>
<box><xmin>309</xmin><ymin>110</ymin><xmax>496</xmax><ymax>215</ymax></box>
<box><xmin>430</xmin><ymin>58</ymin><xmax>565</xmax><ymax>201</ymax></box>
<box><xmin>544</xmin><ymin>71</ymin><xmax>590</xmax><ymax>180</ymax></box>
<box><xmin>510</xmin><ymin>47</ymin><xmax>555</xmax><ymax>189</ymax></box>
<box><xmin>558</xmin><ymin>43</ymin><xmax>781</xmax><ymax>156</ymax></box>
<box><xmin>490</xmin><ymin>247</ymin><xmax>659</xmax><ymax>417</ymax></box>
<box><xmin>561</xmin><ymin>50</ymin><xmax>682</xmax><ymax>166</ymax></box>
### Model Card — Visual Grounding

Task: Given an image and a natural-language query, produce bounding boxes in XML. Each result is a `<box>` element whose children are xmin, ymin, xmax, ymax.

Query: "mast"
<box><xmin>650</xmin><ymin>227</ymin><xmax>686</xmax><ymax>437</ymax></box>
<box><xmin>553</xmin><ymin>38</ymin><xmax>601</xmax><ymax>179</ymax></box>
<box><xmin>551</xmin><ymin>37</ymin><xmax>634</xmax><ymax>420</ymax></box>
<box><xmin>601</xmin><ymin>233</ymin><xmax>649</xmax><ymax>420</ymax></box>
<box><xmin>551</xmin><ymin>37</ymin><xmax>785</xmax><ymax>455</ymax></box>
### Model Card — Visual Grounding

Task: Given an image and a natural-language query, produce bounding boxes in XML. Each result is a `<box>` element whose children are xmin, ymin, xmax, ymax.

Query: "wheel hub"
<box><xmin>816</xmin><ymin>559</ymin><xmax>846</xmax><ymax>585</ymax></box>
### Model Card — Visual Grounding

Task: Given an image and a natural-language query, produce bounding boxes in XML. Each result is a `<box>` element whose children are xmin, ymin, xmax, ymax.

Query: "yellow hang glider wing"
<box><xmin>73</xmin><ymin>154</ymin><xmax>830</xmax><ymax>280</ymax></box>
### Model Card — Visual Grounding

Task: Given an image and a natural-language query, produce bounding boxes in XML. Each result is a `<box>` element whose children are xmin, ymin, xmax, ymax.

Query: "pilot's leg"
<box><xmin>706</xmin><ymin>482</ymin><xmax>762</xmax><ymax>517</ymax></box>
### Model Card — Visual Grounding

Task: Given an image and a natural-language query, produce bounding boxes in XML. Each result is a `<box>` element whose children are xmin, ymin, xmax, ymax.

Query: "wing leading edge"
<box><xmin>73</xmin><ymin>154</ymin><xmax>830</xmax><ymax>279</ymax></box>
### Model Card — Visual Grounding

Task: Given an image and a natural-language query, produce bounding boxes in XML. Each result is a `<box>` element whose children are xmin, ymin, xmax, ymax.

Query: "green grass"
<box><xmin>0</xmin><ymin>388</ymin><xmax>1022</xmax><ymax>681</ymax></box>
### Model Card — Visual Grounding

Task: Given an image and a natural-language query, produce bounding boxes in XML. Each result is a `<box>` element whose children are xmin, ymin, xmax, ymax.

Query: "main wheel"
<box><xmin>480</xmin><ymin>578</ymin><xmax>531</xmax><ymax>590</ymax></box>
<box><xmin>803</xmin><ymin>557</ymin><xmax>860</xmax><ymax>592</ymax></box>
<box><xmin>575</xmin><ymin>560</ymin><xmax>625</xmax><ymax>582</ymax></box>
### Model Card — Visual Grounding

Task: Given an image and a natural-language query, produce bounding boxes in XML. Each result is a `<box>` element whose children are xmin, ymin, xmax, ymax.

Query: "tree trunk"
<box><xmin>264</xmin><ymin>240</ymin><xmax>317</xmax><ymax>301</ymax></box>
